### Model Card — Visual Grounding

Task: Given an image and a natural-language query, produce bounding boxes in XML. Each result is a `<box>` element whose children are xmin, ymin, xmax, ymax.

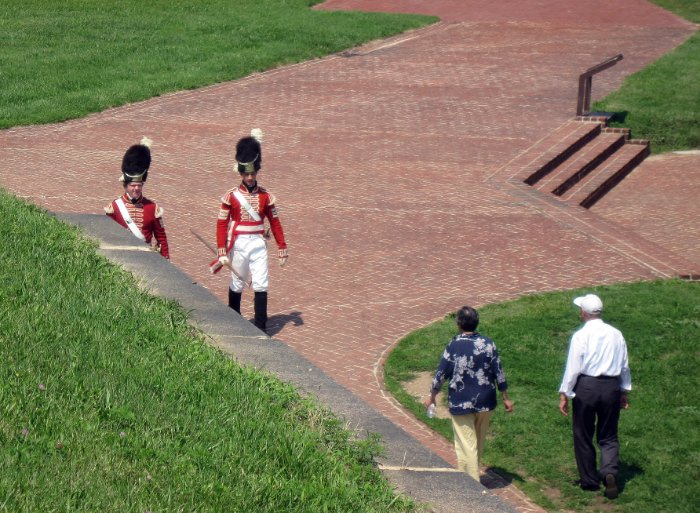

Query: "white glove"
<box><xmin>278</xmin><ymin>248</ymin><xmax>288</xmax><ymax>267</ymax></box>
<box><xmin>218</xmin><ymin>255</ymin><xmax>230</xmax><ymax>267</ymax></box>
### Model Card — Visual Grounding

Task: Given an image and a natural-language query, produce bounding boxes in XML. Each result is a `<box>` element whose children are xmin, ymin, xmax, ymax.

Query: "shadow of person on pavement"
<box><xmin>265</xmin><ymin>311</ymin><xmax>304</xmax><ymax>337</ymax></box>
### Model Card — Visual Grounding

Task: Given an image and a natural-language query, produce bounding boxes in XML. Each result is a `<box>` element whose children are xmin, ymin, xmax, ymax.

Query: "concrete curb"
<box><xmin>54</xmin><ymin>212</ymin><xmax>518</xmax><ymax>513</ymax></box>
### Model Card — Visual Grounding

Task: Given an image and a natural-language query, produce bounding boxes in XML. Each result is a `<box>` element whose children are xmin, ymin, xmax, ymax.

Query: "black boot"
<box><xmin>254</xmin><ymin>291</ymin><xmax>268</xmax><ymax>332</ymax></box>
<box><xmin>228</xmin><ymin>289</ymin><xmax>242</xmax><ymax>314</ymax></box>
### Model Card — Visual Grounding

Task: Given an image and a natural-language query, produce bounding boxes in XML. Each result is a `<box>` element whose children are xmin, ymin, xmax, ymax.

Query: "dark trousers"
<box><xmin>572</xmin><ymin>375</ymin><xmax>621</xmax><ymax>487</ymax></box>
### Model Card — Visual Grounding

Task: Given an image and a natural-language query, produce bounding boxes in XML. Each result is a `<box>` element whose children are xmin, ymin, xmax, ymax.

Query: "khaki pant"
<box><xmin>451</xmin><ymin>410</ymin><xmax>493</xmax><ymax>481</ymax></box>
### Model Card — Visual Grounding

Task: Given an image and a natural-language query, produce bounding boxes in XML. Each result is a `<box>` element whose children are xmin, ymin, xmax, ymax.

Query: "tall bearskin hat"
<box><xmin>235</xmin><ymin>129</ymin><xmax>263</xmax><ymax>173</ymax></box>
<box><xmin>121</xmin><ymin>137</ymin><xmax>152</xmax><ymax>183</ymax></box>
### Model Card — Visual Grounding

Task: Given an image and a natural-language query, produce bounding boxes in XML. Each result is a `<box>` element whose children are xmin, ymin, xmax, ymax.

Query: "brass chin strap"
<box><xmin>123</xmin><ymin>171</ymin><xmax>147</xmax><ymax>182</ymax></box>
<box><xmin>236</xmin><ymin>153</ymin><xmax>259</xmax><ymax>173</ymax></box>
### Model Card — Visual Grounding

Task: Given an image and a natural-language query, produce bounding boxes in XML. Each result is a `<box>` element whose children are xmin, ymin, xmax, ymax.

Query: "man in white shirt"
<box><xmin>559</xmin><ymin>294</ymin><xmax>631</xmax><ymax>500</ymax></box>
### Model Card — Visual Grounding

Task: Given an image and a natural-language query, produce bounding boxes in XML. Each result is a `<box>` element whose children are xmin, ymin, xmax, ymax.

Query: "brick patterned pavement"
<box><xmin>1</xmin><ymin>2</ymin><xmax>697</xmax><ymax>512</ymax></box>
<box><xmin>592</xmin><ymin>152</ymin><xmax>700</xmax><ymax>271</ymax></box>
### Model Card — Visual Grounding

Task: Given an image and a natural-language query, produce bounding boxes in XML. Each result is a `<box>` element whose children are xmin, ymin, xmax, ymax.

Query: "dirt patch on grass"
<box><xmin>403</xmin><ymin>371</ymin><xmax>451</xmax><ymax>419</ymax></box>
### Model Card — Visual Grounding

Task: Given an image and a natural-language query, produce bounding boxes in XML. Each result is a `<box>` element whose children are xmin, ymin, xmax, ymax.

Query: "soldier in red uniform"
<box><xmin>104</xmin><ymin>137</ymin><xmax>170</xmax><ymax>259</ymax></box>
<box><xmin>216</xmin><ymin>129</ymin><xmax>288</xmax><ymax>332</ymax></box>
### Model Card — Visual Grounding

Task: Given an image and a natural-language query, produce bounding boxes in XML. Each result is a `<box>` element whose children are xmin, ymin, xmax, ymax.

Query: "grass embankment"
<box><xmin>385</xmin><ymin>280</ymin><xmax>699</xmax><ymax>513</ymax></box>
<box><xmin>0</xmin><ymin>189</ymin><xmax>416</xmax><ymax>511</ymax></box>
<box><xmin>594</xmin><ymin>0</ymin><xmax>700</xmax><ymax>153</ymax></box>
<box><xmin>0</xmin><ymin>1</ymin><xmax>435</xmax><ymax>510</ymax></box>
<box><xmin>0</xmin><ymin>0</ymin><xmax>434</xmax><ymax>129</ymax></box>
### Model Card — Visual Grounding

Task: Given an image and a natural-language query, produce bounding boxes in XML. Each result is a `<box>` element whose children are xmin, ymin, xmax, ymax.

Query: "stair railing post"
<box><xmin>576</xmin><ymin>54</ymin><xmax>623</xmax><ymax>116</ymax></box>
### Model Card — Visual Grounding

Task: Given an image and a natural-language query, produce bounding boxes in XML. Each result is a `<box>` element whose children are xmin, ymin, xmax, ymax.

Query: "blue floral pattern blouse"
<box><xmin>430</xmin><ymin>332</ymin><xmax>508</xmax><ymax>415</ymax></box>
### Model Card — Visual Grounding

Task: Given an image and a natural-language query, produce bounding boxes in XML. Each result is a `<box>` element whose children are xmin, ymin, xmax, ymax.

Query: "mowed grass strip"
<box><xmin>0</xmin><ymin>0</ymin><xmax>435</xmax><ymax>129</ymax></box>
<box><xmin>594</xmin><ymin>1</ymin><xmax>700</xmax><ymax>153</ymax></box>
<box><xmin>385</xmin><ymin>280</ymin><xmax>700</xmax><ymax>513</ymax></box>
<box><xmin>0</xmin><ymin>189</ymin><xmax>415</xmax><ymax>512</ymax></box>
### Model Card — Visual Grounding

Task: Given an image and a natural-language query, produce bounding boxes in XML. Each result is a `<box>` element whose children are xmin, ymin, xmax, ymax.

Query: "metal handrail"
<box><xmin>576</xmin><ymin>54</ymin><xmax>623</xmax><ymax>116</ymax></box>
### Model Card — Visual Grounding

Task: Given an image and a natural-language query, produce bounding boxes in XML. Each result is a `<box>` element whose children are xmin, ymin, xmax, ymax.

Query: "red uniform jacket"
<box><xmin>105</xmin><ymin>194</ymin><xmax>170</xmax><ymax>259</ymax></box>
<box><xmin>216</xmin><ymin>184</ymin><xmax>287</xmax><ymax>255</ymax></box>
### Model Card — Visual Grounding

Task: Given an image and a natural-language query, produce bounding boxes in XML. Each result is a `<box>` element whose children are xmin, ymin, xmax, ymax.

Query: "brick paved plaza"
<box><xmin>1</xmin><ymin>1</ymin><xmax>697</xmax><ymax>511</ymax></box>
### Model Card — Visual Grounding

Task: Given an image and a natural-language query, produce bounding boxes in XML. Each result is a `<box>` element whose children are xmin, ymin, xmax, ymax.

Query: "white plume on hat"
<box><xmin>573</xmin><ymin>294</ymin><xmax>603</xmax><ymax>314</ymax></box>
<box><xmin>250</xmin><ymin>128</ymin><xmax>263</xmax><ymax>143</ymax></box>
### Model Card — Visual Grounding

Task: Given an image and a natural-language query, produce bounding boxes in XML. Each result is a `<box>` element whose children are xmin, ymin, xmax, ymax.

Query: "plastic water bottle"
<box><xmin>427</xmin><ymin>404</ymin><xmax>436</xmax><ymax>419</ymax></box>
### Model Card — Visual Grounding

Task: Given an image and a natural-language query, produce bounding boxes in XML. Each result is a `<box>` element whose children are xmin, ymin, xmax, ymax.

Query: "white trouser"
<box><xmin>229</xmin><ymin>234</ymin><xmax>268</xmax><ymax>293</ymax></box>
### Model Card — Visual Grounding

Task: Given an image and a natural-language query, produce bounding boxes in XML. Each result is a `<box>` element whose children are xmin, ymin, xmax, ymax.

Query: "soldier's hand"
<box><xmin>218</xmin><ymin>255</ymin><xmax>230</xmax><ymax>267</ymax></box>
<box><xmin>278</xmin><ymin>248</ymin><xmax>288</xmax><ymax>267</ymax></box>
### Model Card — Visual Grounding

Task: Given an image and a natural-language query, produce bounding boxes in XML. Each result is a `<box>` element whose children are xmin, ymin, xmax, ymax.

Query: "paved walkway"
<box><xmin>1</xmin><ymin>1</ymin><xmax>697</xmax><ymax>511</ymax></box>
<box><xmin>593</xmin><ymin>152</ymin><xmax>700</xmax><ymax>271</ymax></box>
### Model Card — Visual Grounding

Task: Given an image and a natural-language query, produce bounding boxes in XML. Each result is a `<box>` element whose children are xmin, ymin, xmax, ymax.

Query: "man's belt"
<box><xmin>233</xmin><ymin>223</ymin><xmax>265</xmax><ymax>234</ymax></box>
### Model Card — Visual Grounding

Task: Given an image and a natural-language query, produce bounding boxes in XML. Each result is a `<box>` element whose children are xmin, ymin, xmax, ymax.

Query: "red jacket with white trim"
<box><xmin>105</xmin><ymin>193</ymin><xmax>170</xmax><ymax>259</ymax></box>
<box><xmin>216</xmin><ymin>183</ymin><xmax>287</xmax><ymax>255</ymax></box>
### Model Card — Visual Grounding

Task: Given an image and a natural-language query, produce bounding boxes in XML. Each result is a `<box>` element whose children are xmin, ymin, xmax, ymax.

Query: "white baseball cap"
<box><xmin>573</xmin><ymin>294</ymin><xmax>603</xmax><ymax>314</ymax></box>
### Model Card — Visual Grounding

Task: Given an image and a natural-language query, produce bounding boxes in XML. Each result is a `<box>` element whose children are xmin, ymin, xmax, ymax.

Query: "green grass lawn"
<box><xmin>0</xmin><ymin>0</ymin><xmax>434</xmax><ymax>129</ymax></box>
<box><xmin>594</xmin><ymin>1</ymin><xmax>700</xmax><ymax>153</ymax></box>
<box><xmin>0</xmin><ymin>189</ymin><xmax>416</xmax><ymax>511</ymax></box>
<box><xmin>0</xmin><ymin>4</ymin><xmax>436</xmax><ymax>508</ymax></box>
<box><xmin>0</xmin><ymin>1</ymin><xmax>695</xmax><ymax>149</ymax></box>
<box><xmin>2</xmin><ymin>0</ymin><xmax>697</xmax><ymax>510</ymax></box>
<box><xmin>384</xmin><ymin>280</ymin><xmax>700</xmax><ymax>513</ymax></box>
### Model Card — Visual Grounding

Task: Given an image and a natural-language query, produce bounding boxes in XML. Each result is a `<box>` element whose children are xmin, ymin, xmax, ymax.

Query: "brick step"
<box><xmin>499</xmin><ymin>119</ymin><xmax>651</xmax><ymax>212</ymax></box>
<box><xmin>518</xmin><ymin>121</ymin><xmax>603</xmax><ymax>185</ymax></box>
<box><xmin>502</xmin><ymin>120</ymin><xmax>602</xmax><ymax>183</ymax></box>
<box><xmin>534</xmin><ymin>132</ymin><xmax>625</xmax><ymax>194</ymax></box>
<box><xmin>563</xmin><ymin>140</ymin><xmax>651</xmax><ymax>208</ymax></box>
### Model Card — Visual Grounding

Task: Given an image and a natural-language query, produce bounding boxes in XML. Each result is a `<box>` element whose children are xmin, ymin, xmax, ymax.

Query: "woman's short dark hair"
<box><xmin>456</xmin><ymin>306</ymin><xmax>479</xmax><ymax>332</ymax></box>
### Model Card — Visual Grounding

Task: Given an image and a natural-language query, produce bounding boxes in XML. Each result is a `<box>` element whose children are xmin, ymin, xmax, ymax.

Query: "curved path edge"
<box><xmin>55</xmin><ymin>212</ymin><xmax>521</xmax><ymax>513</ymax></box>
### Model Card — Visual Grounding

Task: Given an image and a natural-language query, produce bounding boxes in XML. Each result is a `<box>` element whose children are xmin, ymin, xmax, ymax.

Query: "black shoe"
<box><xmin>604</xmin><ymin>474</ymin><xmax>618</xmax><ymax>499</ymax></box>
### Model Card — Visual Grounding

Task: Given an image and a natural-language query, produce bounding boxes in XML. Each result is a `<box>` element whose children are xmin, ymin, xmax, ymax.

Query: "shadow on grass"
<box><xmin>617</xmin><ymin>459</ymin><xmax>643</xmax><ymax>493</ymax></box>
<box><xmin>481</xmin><ymin>466</ymin><xmax>525</xmax><ymax>489</ymax></box>
<box><xmin>609</xmin><ymin>110</ymin><xmax>629</xmax><ymax>124</ymax></box>
<box><xmin>590</xmin><ymin>109</ymin><xmax>629</xmax><ymax>124</ymax></box>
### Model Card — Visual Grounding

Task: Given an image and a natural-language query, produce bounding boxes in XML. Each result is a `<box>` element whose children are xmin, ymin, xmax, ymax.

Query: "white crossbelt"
<box><xmin>115</xmin><ymin>198</ymin><xmax>146</xmax><ymax>241</ymax></box>
<box><xmin>233</xmin><ymin>189</ymin><xmax>261</xmax><ymax>222</ymax></box>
